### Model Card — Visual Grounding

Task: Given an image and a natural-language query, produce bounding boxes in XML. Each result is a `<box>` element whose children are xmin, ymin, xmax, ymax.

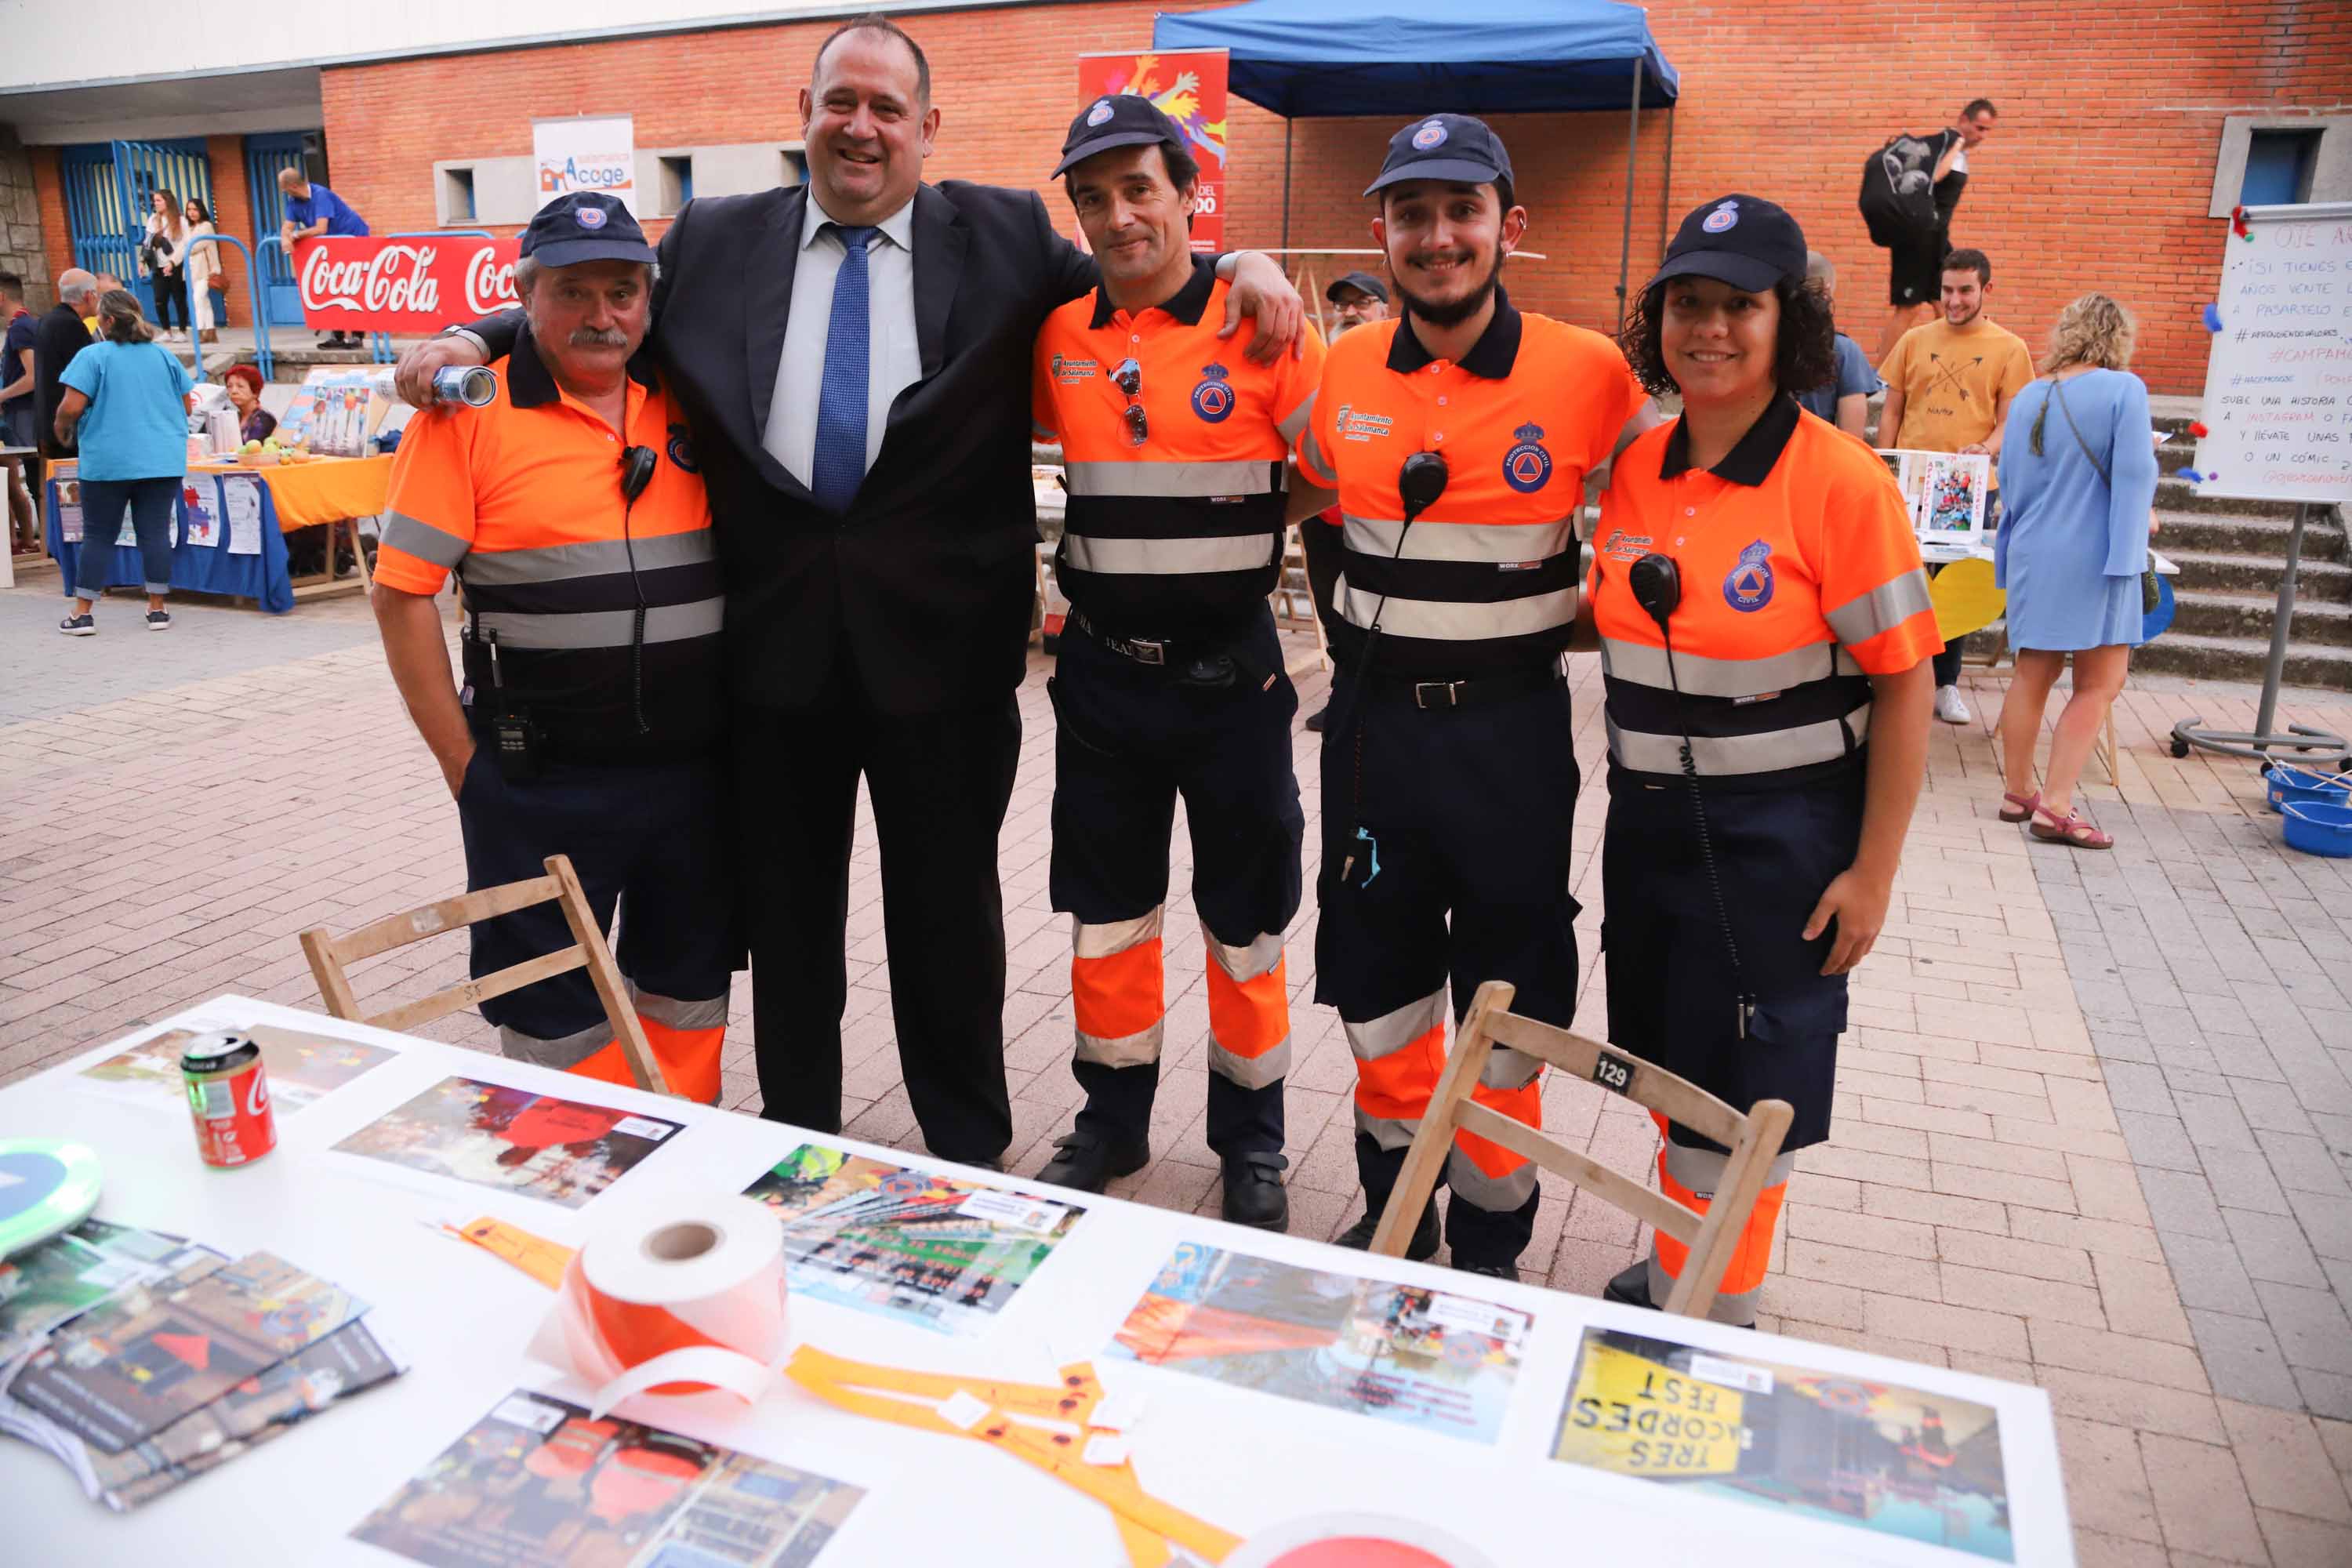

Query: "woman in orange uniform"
<box><xmin>1581</xmin><ymin>194</ymin><xmax>1938</xmax><ymax>1326</ymax></box>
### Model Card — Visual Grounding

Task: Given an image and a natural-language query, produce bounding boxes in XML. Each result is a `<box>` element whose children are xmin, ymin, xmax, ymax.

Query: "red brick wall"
<box><xmin>204</xmin><ymin>134</ymin><xmax>254</xmax><ymax>329</ymax></box>
<box><xmin>314</xmin><ymin>0</ymin><xmax>2352</xmax><ymax>394</ymax></box>
<box><xmin>33</xmin><ymin>149</ymin><xmax>71</xmax><ymax>294</ymax></box>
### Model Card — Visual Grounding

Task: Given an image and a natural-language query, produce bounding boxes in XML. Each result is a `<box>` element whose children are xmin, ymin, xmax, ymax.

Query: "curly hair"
<box><xmin>2042</xmin><ymin>292</ymin><xmax>2136</xmax><ymax>373</ymax></box>
<box><xmin>1621</xmin><ymin>274</ymin><xmax>1838</xmax><ymax>400</ymax></box>
<box><xmin>96</xmin><ymin>289</ymin><xmax>155</xmax><ymax>345</ymax></box>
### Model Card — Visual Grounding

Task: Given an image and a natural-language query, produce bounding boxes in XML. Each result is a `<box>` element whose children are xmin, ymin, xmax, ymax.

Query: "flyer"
<box><xmin>332</xmin><ymin>1076</ymin><xmax>682</xmax><ymax>1210</ymax></box>
<box><xmin>6</xmin><ymin>1250</ymin><xmax>369</xmax><ymax>1455</ymax></box>
<box><xmin>220</xmin><ymin>472</ymin><xmax>264</xmax><ymax>556</ymax></box>
<box><xmin>350</xmin><ymin>1389</ymin><xmax>868</xmax><ymax>1567</ymax></box>
<box><xmin>56</xmin><ymin>477</ymin><xmax>82</xmax><ymax>543</ymax></box>
<box><xmin>0</xmin><ymin>1221</ymin><xmax>202</xmax><ymax>1364</ymax></box>
<box><xmin>742</xmin><ymin>1144</ymin><xmax>1083</xmax><ymax>1336</ymax></box>
<box><xmin>78</xmin><ymin>1025</ymin><xmax>397</xmax><ymax>1114</ymax></box>
<box><xmin>1552</xmin><ymin>1327</ymin><xmax>2015</xmax><ymax>1562</ymax></box>
<box><xmin>1108</xmin><ymin>1241</ymin><xmax>1532</xmax><ymax>1444</ymax></box>
<box><xmin>182</xmin><ymin>481</ymin><xmax>220</xmax><ymax>547</ymax></box>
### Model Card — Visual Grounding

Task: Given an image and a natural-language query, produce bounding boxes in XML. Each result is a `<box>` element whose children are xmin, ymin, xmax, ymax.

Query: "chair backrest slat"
<box><xmin>1484</xmin><ymin>1009</ymin><xmax>1746</xmax><ymax>1150</ymax></box>
<box><xmin>329</xmin><ymin>876</ymin><xmax>566</xmax><ymax>966</ymax></box>
<box><xmin>1454</xmin><ymin>1101</ymin><xmax>1701</xmax><ymax>1244</ymax></box>
<box><xmin>364</xmin><ymin>944</ymin><xmax>589</xmax><ymax>1035</ymax></box>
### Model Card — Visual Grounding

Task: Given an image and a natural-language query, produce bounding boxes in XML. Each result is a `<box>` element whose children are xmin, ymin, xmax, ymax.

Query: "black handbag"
<box><xmin>2049</xmin><ymin>376</ymin><xmax>2161</xmax><ymax>616</ymax></box>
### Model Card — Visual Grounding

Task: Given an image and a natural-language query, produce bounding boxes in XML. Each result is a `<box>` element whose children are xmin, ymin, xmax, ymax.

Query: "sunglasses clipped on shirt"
<box><xmin>1112</xmin><ymin>357</ymin><xmax>1146</xmax><ymax>447</ymax></box>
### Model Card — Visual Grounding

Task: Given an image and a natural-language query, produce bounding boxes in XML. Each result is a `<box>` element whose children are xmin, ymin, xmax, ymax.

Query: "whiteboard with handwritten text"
<box><xmin>2194</xmin><ymin>201</ymin><xmax>2352</xmax><ymax>504</ymax></box>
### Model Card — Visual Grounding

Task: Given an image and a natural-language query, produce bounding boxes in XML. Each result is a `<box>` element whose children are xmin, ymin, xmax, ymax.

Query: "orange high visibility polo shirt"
<box><xmin>1588</xmin><ymin>396</ymin><xmax>1938</xmax><ymax>781</ymax></box>
<box><xmin>1294</xmin><ymin>289</ymin><xmax>1649</xmax><ymax>675</ymax></box>
<box><xmin>1033</xmin><ymin>257</ymin><xmax>1327</xmax><ymax>633</ymax></box>
<box><xmin>379</xmin><ymin>326</ymin><xmax>723</xmax><ymax>760</ymax></box>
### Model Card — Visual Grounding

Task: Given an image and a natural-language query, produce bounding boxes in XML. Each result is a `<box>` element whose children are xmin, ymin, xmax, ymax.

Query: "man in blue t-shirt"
<box><xmin>1796</xmin><ymin>250</ymin><xmax>1880</xmax><ymax>438</ymax></box>
<box><xmin>278</xmin><ymin>166</ymin><xmax>372</xmax><ymax>348</ymax></box>
<box><xmin>1</xmin><ymin>271</ymin><xmax>42</xmax><ymax>552</ymax></box>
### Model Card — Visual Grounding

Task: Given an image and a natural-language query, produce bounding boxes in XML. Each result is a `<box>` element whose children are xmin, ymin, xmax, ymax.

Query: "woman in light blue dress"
<box><xmin>1992</xmin><ymin>293</ymin><xmax>2158</xmax><ymax>849</ymax></box>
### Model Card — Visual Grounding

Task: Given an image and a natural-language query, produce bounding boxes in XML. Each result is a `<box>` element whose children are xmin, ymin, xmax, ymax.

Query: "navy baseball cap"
<box><xmin>520</xmin><ymin>193</ymin><xmax>655</xmax><ymax>268</ymax></box>
<box><xmin>1364</xmin><ymin>114</ymin><xmax>1514</xmax><ymax>198</ymax></box>
<box><xmin>1326</xmin><ymin>270</ymin><xmax>1389</xmax><ymax>304</ymax></box>
<box><xmin>1646</xmin><ymin>194</ymin><xmax>1808</xmax><ymax>294</ymax></box>
<box><xmin>1054</xmin><ymin>95</ymin><xmax>1186</xmax><ymax>179</ymax></box>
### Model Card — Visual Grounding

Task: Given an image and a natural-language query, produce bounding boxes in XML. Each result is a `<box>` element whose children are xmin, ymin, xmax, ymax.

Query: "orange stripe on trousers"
<box><xmin>1451</xmin><ymin>1078</ymin><xmax>1544</xmax><ymax>1179</ymax></box>
<box><xmin>1354</xmin><ymin>1021</ymin><xmax>1446</xmax><ymax>1123</ymax></box>
<box><xmin>1206</xmin><ymin>954</ymin><xmax>1289</xmax><ymax>1063</ymax></box>
<box><xmin>1650</xmin><ymin>1112</ymin><xmax>1787</xmax><ymax>1295</ymax></box>
<box><xmin>565</xmin><ymin>1014</ymin><xmax>724</xmax><ymax>1105</ymax></box>
<box><xmin>1072</xmin><ymin>938</ymin><xmax>1166</xmax><ymax>1041</ymax></box>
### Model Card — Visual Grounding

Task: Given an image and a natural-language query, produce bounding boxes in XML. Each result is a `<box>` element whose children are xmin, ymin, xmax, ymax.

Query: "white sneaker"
<box><xmin>1934</xmin><ymin>684</ymin><xmax>1972</xmax><ymax>724</ymax></box>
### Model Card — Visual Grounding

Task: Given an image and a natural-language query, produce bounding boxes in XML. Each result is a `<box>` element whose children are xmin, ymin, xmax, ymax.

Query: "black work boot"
<box><xmin>1220</xmin><ymin>1150</ymin><xmax>1290</xmax><ymax>1230</ymax></box>
<box><xmin>1036</xmin><ymin>1127</ymin><xmax>1149</xmax><ymax>1193</ymax></box>
<box><xmin>1334</xmin><ymin>1201</ymin><xmax>1439</xmax><ymax>1261</ymax></box>
<box><xmin>1604</xmin><ymin>1259</ymin><xmax>1657</xmax><ymax>1310</ymax></box>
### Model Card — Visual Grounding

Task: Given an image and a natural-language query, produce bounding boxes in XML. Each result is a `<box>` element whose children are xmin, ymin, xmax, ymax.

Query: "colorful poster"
<box><xmin>1076</xmin><ymin>50</ymin><xmax>1228</xmax><ymax>253</ymax></box>
<box><xmin>332</xmin><ymin>1076</ymin><xmax>682</xmax><ymax>1210</ymax></box>
<box><xmin>295</xmin><ymin>235</ymin><xmax>522</xmax><ymax>336</ymax></box>
<box><xmin>742</xmin><ymin>1144</ymin><xmax>1083</xmax><ymax>1336</ymax></box>
<box><xmin>1552</xmin><ymin>1327</ymin><xmax>2015</xmax><ymax>1562</ymax></box>
<box><xmin>1108</xmin><ymin>1242</ymin><xmax>1532</xmax><ymax>1444</ymax></box>
<box><xmin>0</xmin><ymin>1221</ymin><xmax>201</xmax><ymax>1364</ymax></box>
<box><xmin>182</xmin><ymin>480</ymin><xmax>219</xmax><ymax>546</ymax></box>
<box><xmin>535</xmin><ymin>114</ymin><xmax>638</xmax><ymax>214</ymax></box>
<box><xmin>350</xmin><ymin>1389</ymin><xmax>866</xmax><ymax>1567</ymax></box>
<box><xmin>5</xmin><ymin>1250</ymin><xmax>369</xmax><ymax>1454</ymax></box>
<box><xmin>1883</xmin><ymin>448</ymin><xmax>1992</xmax><ymax>539</ymax></box>
<box><xmin>55</xmin><ymin>478</ymin><xmax>82</xmax><ymax>543</ymax></box>
<box><xmin>78</xmin><ymin>1025</ymin><xmax>396</xmax><ymax>1114</ymax></box>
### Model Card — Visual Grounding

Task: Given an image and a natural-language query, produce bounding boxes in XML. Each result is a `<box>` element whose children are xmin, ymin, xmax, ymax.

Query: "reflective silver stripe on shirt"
<box><xmin>1344</xmin><ymin>514</ymin><xmax>1572</xmax><ymax>564</ymax></box>
<box><xmin>1061</xmin><ymin>459</ymin><xmax>1283</xmax><ymax>498</ymax></box>
<box><xmin>1299</xmin><ymin>423</ymin><xmax>1334</xmax><ymax>480</ymax></box>
<box><xmin>1606</xmin><ymin>701</ymin><xmax>1873</xmax><ymax>775</ymax></box>
<box><xmin>459</xmin><ymin>529</ymin><xmax>716</xmax><ymax>587</ymax></box>
<box><xmin>1062</xmin><ymin>533</ymin><xmax>1278</xmax><ymax>575</ymax></box>
<box><xmin>1334</xmin><ymin>577</ymin><xmax>1577</xmax><ymax>640</ymax></box>
<box><xmin>1599</xmin><ymin>637</ymin><xmax>1859</xmax><ymax>699</ymax></box>
<box><xmin>1824</xmin><ymin>568</ymin><xmax>1933</xmax><ymax>648</ymax></box>
<box><xmin>1276</xmin><ymin>390</ymin><xmax>1318</xmax><ymax>445</ymax></box>
<box><xmin>1345</xmin><ymin>988</ymin><xmax>1447</xmax><ymax>1063</ymax></box>
<box><xmin>382</xmin><ymin>510</ymin><xmax>468</xmax><ymax>569</ymax></box>
<box><xmin>469</xmin><ymin>597</ymin><xmax>724</xmax><ymax>650</ymax></box>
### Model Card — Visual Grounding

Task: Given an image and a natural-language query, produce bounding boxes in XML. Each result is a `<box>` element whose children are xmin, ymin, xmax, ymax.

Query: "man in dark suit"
<box><xmin>397</xmin><ymin>15</ymin><xmax>1301</xmax><ymax>1167</ymax></box>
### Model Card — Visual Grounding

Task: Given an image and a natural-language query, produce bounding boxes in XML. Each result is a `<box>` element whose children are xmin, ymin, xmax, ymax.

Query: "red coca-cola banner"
<box><xmin>293</xmin><ymin>236</ymin><xmax>521</xmax><ymax>335</ymax></box>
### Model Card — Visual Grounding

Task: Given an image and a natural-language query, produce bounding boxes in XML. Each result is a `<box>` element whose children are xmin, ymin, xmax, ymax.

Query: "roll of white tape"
<box><xmin>530</xmin><ymin>1194</ymin><xmax>789</xmax><ymax>1418</ymax></box>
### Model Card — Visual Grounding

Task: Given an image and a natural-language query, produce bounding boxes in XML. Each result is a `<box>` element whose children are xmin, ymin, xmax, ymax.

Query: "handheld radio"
<box><xmin>1630</xmin><ymin>551</ymin><xmax>1756</xmax><ymax>1039</ymax></box>
<box><xmin>1339</xmin><ymin>451</ymin><xmax>1449</xmax><ymax>886</ymax></box>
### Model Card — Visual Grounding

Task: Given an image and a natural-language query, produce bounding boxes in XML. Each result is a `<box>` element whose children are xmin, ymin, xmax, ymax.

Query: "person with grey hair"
<box><xmin>34</xmin><ymin>268</ymin><xmax>97</xmax><ymax>460</ymax></box>
<box><xmin>1792</xmin><ymin>251</ymin><xmax>1879</xmax><ymax>437</ymax></box>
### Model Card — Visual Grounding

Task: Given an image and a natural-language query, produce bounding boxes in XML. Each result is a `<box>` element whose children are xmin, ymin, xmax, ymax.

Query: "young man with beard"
<box><xmin>1292</xmin><ymin>114</ymin><xmax>1657</xmax><ymax>1279</ymax></box>
<box><xmin>1027</xmin><ymin>97</ymin><xmax>1328</xmax><ymax>1226</ymax></box>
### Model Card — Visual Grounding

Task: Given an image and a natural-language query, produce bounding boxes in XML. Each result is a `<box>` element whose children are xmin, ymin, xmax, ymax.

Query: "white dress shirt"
<box><xmin>763</xmin><ymin>189</ymin><xmax>921</xmax><ymax>488</ymax></box>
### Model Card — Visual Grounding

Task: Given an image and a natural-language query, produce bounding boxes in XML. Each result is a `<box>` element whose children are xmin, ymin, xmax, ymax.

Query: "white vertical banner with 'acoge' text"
<box><xmin>532</xmin><ymin>115</ymin><xmax>637</xmax><ymax>215</ymax></box>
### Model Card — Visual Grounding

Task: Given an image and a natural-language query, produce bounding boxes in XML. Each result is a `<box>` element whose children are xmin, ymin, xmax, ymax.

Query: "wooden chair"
<box><xmin>1270</xmin><ymin>524</ymin><xmax>1333</xmax><ymax>676</ymax></box>
<box><xmin>1370</xmin><ymin>980</ymin><xmax>1794</xmax><ymax>1320</ymax></box>
<box><xmin>297</xmin><ymin>854</ymin><xmax>673</xmax><ymax>1096</ymax></box>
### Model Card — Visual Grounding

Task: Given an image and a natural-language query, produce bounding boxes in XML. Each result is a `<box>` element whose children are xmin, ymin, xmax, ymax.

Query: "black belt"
<box><xmin>1069</xmin><ymin>609</ymin><xmax>1249</xmax><ymax>670</ymax></box>
<box><xmin>1349</xmin><ymin>658</ymin><xmax>1567</xmax><ymax>711</ymax></box>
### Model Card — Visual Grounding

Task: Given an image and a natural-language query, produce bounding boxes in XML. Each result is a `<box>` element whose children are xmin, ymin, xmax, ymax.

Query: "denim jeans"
<box><xmin>75</xmin><ymin>475</ymin><xmax>179</xmax><ymax>599</ymax></box>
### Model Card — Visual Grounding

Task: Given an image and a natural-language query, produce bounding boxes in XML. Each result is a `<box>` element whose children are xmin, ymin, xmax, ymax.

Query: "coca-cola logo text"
<box><xmin>292</xmin><ymin>237</ymin><xmax>522</xmax><ymax>333</ymax></box>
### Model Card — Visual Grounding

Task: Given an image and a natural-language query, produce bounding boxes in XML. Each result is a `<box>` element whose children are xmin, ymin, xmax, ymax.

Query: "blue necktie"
<box><xmin>811</xmin><ymin>223</ymin><xmax>877</xmax><ymax>514</ymax></box>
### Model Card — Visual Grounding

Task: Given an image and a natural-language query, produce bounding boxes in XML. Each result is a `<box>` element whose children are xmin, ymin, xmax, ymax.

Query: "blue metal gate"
<box><xmin>245</xmin><ymin>133</ymin><xmax>310</xmax><ymax>328</ymax></box>
<box><xmin>58</xmin><ymin>139</ymin><xmax>214</xmax><ymax>322</ymax></box>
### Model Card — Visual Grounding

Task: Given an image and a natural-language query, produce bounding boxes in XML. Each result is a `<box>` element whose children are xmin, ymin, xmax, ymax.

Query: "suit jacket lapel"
<box><xmin>744</xmin><ymin>184</ymin><xmax>805</xmax><ymax>449</ymax></box>
<box><xmin>909</xmin><ymin>183</ymin><xmax>966</xmax><ymax>385</ymax></box>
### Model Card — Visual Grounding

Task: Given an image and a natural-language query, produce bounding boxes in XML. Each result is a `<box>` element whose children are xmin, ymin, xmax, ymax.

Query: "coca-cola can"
<box><xmin>433</xmin><ymin>366</ymin><xmax>498</xmax><ymax>408</ymax></box>
<box><xmin>181</xmin><ymin>1031</ymin><xmax>277</xmax><ymax>1169</ymax></box>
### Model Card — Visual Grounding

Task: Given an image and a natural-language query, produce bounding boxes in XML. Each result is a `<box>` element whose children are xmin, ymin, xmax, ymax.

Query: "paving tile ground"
<box><xmin>5</xmin><ymin>572</ymin><xmax>2352</xmax><ymax>1563</ymax></box>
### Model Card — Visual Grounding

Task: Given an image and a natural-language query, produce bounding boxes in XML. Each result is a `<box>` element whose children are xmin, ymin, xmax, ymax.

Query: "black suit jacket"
<box><xmin>473</xmin><ymin>183</ymin><xmax>1094</xmax><ymax>713</ymax></box>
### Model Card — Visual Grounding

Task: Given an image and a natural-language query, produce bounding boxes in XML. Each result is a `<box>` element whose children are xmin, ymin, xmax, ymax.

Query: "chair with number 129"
<box><xmin>1369</xmin><ymin>980</ymin><xmax>1792</xmax><ymax>1319</ymax></box>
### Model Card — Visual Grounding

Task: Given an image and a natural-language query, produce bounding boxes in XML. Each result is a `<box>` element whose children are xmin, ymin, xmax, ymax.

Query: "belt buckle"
<box><xmin>1414</xmin><ymin>680</ymin><xmax>1463</xmax><ymax>710</ymax></box>
<box><xmin>1127</xmin><ymin>637</ymin><xmax>1166</xmax><ymax>666</ymax></box>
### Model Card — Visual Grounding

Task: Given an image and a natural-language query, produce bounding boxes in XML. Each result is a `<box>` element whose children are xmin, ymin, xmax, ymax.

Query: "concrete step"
<box><xmin>2136</xmin><ymin>630</ymin><xmax>2352</xmax><ymax>689</ymax></box>
<box><xmin>2165</xmin><ymin>550</ymin><xmax>2352</xmax><ymax>600</ymax></box>
<box><xmin>2172</xmin><ymin>591</ymin><xmax>2352</xmax><ymax>648</ymax></box>
<box><xmin>2154</xmin><ymin>479</ymin><xmax>2306</xmax><ymax>520</ymax></box>
<box><xmin>2154</xmin><ymin>511</ymin><xmax>2348</xmax><ymax>561</ymax></box>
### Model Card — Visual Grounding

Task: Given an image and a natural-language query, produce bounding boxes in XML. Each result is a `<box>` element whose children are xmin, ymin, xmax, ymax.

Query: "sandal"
<box><xmin>2030</xmin><ymin>803</ymin><xmax>2113</xmax><ymax>850</ymax></box>
<box><xmin>1999</xmin><ymin>789</ymin><xmax>2040</xmax><ymax>823</ymax></box>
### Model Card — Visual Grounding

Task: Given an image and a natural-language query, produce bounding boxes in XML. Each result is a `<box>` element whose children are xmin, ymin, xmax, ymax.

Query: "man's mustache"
<box><xmin>569</xmin><ymin>326</ymin><xmax>630</xmax><ymax>349</ymax></box>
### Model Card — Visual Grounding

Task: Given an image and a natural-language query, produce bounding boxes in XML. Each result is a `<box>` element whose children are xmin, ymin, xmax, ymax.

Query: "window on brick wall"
<box><xmin>442</xmin><ymin>166</ymin><xmax>477</xmax><ymax>223</ymax></box>
<box><xmin>2209</xmin><ymin>117</ymin><xmax>2349</xmax><ymax>216</ymax></box>
<box><xmin>2243</xmin><ymin>130</ymin><xmax>2321</xmax><ymax>206</ymax></box>
<box><xmin>658</xmin><ymin>155</ymin><xmax>693</xmax><ymax>215</ymax></box>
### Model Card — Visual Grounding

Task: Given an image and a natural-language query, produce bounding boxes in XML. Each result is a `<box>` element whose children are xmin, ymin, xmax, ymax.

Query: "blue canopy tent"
<box><xmin>1154</xmin><ymin>0</ymin><xmax>1682</xmax><ymax>315</ymax></box>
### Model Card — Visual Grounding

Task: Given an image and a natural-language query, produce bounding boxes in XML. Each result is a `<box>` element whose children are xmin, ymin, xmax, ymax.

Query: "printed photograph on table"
<box><xmin>0</xmin><ymin>1220</ymin><xmax>205</xmax><ymax>1363</ymax></box>
<box><xmin>742</xmin><ymin>1143</ymin><xmax>1083</xmax><ymax>1336</ymax></box>
<box><xmin>1109</xmin><ymin>1241</ymin><xmax>1532</xmax><ymax>1444</ymax></box>
<box><xmin>1552</xmin><ymin>1327</ymin><xmax>2014</xmax><ymax>1563</ymax></box>
<box><xmin>1884</xmin><ymin>449</ymin><xmax>1992</xmax><ymax>538</ymax></box>
<box><xmin>332</xmin><ymin>1076</ymin><xmax>682</xmax><ymax>1210</ymax></box>
<box><xmin>350</xmin><ymin>1388</ymin><xmax>867</xmax><ymax>1568</ymax></box>
<box><xmin>6</xmin><ymin>1250</ymin><xmax>369</xmax><ymax>1455</ymax></box>
<box><xmin>78</xmin><ymin>1024</ymin><xmax>397</xmax><ymax>1113</ymax></box>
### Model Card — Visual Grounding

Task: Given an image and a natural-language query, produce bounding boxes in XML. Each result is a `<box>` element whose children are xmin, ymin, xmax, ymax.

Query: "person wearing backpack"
<box><xmin>1869</xmin><ymin>100</ymin><xmax>1998</xmax><ymax>359</ymax></box>
<box><xmin>1990</xmin><ymin>293</ymin><xmax>2157</xmax><ymax>851</ymax></box>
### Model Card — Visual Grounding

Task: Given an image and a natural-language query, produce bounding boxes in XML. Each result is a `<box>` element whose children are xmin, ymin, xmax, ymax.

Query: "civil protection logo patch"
<box><xmin>1701</xmin><ymin>200</ymin><xmax>1739</xmax><ymax>234</ymax></box>
<box><xmin>1191</xmin><ymin>362</ymin><xmax>1235</xmax><ymax>423</ymax></box>
<box><xmin>666</xmin><ymin>423</ymin><xmax>698</xmax><ymax>473</ymax></box>
<box><xmin>1412</xmin><ymin>119</ymin><xmax>1448</xmax><ymax>150</ymax></box>
<box><xmin>575</xmin><ymin>204</ymin><xmax>609</xmax><ymax>230</ymax></box>
<box><xmin>1087</xmin><ymin>98</ymin><xmax>1115</xmax><ymax>126</ymax></box>
<box><xmin>1502</xmin><ymin>422</ymin><xmax>1552</xmax><ymax>492</ymax></box>
<box><xmin>1723</xmin><ymin>539</ymin><xmax>1775</xmax><ymax>612</ymax></box>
